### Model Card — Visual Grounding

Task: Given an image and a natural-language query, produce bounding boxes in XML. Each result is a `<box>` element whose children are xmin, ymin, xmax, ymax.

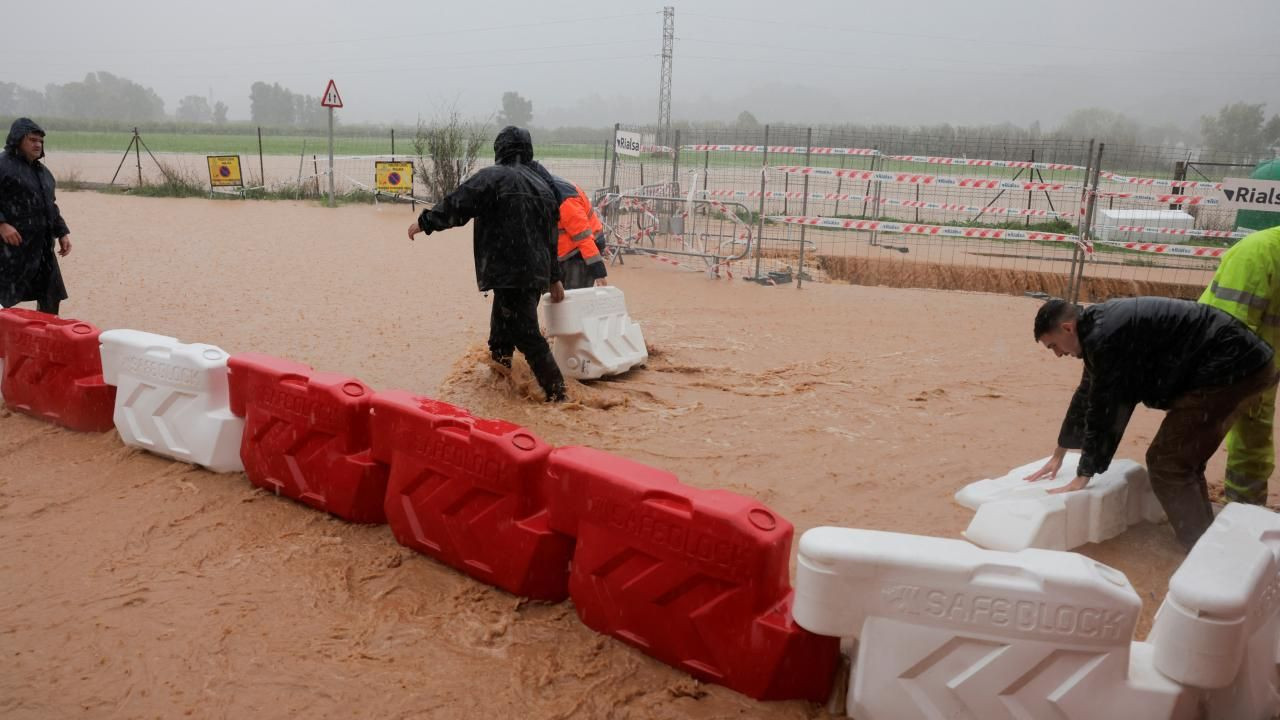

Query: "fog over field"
<box><xmin>3</xmin><ymin>0</ymin><xmax>1278</xmax><ymax>130</ymax></box>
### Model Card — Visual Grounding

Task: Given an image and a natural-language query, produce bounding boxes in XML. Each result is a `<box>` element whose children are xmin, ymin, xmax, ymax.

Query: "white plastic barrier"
<box><xmin>793</xmin><ymin>527</ymin><xmax>1195</xmax><ymax>720</ymax></box>
<box><xmin>1148</xmin><ymin>503</ymin><xmax>1280</xmax><ymax>720</ymax></box>
<box><xmin>99</xmin><ymin>330</ymin><xmax>244</xmax><ymax>473</ymax></box>
<box><xmin>955</xmin><ymin>454</ymin><xmax>1166</xmax><ymax>551</ymax></box>
<box><xmin>541</xmin><ymin>286</ymin><xmax>647</xmax><ymax>380</ymax></box>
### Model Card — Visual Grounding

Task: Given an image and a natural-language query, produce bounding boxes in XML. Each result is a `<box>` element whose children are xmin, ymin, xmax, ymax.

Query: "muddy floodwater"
<box><xmin>2</xmin><ymin>191</ymin><xmax>1268</xmax><ymax>719</ymax></box>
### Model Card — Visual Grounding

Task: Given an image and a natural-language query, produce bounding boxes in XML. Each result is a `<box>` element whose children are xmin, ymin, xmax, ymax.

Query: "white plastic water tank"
<box><xmin>1147</xmin><ymin>503</ymin><xmax>1280</xmax><ymax>720</ymax></box>
<box><xmin>956</xmin><ymin>454</ymin><xmax>1165</xmax><ymax>551</ymax></box>
<box><xmin>1094</xmin><ymin>209</ymin><xmax>1195</xmax><ymax>243</ymax></box>
<box><xmin>793</xmin><ymin>526</ymin><xmax>1195</xmax><ymax>720</ymax></box>
<box><xmin>541</xmin><ymin>286</ymin><xmax>647</xmax><ymax>380</ymax></box>
<box><xmin>99</xmin><ymin>329</ymin><xmax>244</xmax><ymax>473</ymax></box>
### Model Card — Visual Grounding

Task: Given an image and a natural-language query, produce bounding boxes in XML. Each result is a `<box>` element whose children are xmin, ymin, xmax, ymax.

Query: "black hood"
<box><xmin>494</xmin><ymin>125</ymin><xmax>533</xmax><ymax>165</ymax></box>
<box><xmin>5</xmin><ymin>117</ymin><xmax>45</xmax><ymax>159</ymax></box>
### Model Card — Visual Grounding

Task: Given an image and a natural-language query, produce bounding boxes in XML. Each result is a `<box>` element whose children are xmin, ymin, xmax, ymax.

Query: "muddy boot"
<box><xmin>529</xmin><ymin>351</ymin><xmax>567</xmax><ymax>403</ymax></box>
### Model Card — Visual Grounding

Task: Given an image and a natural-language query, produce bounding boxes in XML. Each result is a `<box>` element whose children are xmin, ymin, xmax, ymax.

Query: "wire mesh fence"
<box><xmin>43</xmin><ymin>121</ymin><xmax>1276</xmax><ymax>301</ymax></box>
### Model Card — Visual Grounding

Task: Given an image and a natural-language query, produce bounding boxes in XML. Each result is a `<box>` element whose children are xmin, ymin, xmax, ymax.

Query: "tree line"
<box><xmin>0</xmin><ymin>73</ymin><xmax>329</xmax><ymax>129</ymax></box>
<box><xmin>0</xmin><ymin>74</ymin><xmax>1277</xmax><ymax>156</ymax></box>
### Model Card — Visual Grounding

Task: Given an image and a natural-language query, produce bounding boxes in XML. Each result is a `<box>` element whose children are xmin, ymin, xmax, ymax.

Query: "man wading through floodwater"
<box><xmin>407</xmin><ymin>126</ymin><xmax>567</xmax><ymax>402</ymax></box>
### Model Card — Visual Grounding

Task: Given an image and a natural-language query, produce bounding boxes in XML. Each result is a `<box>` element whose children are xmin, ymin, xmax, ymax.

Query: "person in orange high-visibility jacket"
<box><xmin>529</xmin><ymin>162</ymin><xmax>609</xmax><ymax>290</ymax></box>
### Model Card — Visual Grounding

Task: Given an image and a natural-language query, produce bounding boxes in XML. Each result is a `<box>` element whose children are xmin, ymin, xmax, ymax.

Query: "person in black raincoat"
<box><xmin>1</xmin><ymin>118</ymin><xmax>72</xmax><ymax>314</ymax></box>
<box><xmin>407</xmin><ymin>126</ymin><xmax>567</xmax><ymax>402</ymax></box>
<box><xmin>1027</xmin><ymin>297</ymin><xmax>1277</xmax><ymax>550</ymax></box>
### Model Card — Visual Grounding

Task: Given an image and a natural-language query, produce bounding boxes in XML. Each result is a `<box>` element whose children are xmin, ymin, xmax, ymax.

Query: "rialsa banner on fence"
<box><xmin>1094</xmin><ymin>240</ymin><xmax>1227</xmax><ymax>258</ymax></box>
<box><xmin>698</xmin><ymin>190</ymin><xmax>1076</xmax><ymax>220</ymax></box>
<box><xmin>684</xmin><ymin>145</ymin><xmax>878</xmax><ymax>156</ymax></box>
<box><xmin>1094</xmin><ymin>225</ymin><xmax>1248</xmax><ymax>240</ymax></box>
<box><xmin>769</xmin><ymin>215</ymin><xmax>1083</xmax><ymax>246</ymax></box>
<box><xmin>1099</xmin><ymin>171</ymin><xmax>1223</xmax><ymax>190</ymax></box>
<box><xmin>885</xmin><ymin>155</ymin><xmax>1085</xmax><ymax>172</ymax></box>
<box><xmin>1094</xmin><ymin>191</ymin><xmax>1221</xmax><ymax>206</ymax></box>
<box><xmin>772</xmin><ymin>166</ymin><xmax>1079</xmax><ymax>191</ymax></box>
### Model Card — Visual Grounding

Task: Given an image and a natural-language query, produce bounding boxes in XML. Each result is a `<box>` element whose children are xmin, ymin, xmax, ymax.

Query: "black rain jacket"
<box><xmin>415</xmin><ymin>127</ymin><xmax>560</xmax><ymax>291</ymax></box>
<box><xmin>1057</xmin><ymin>297</ymin><xmax>1274</xmax><ymax>476</ymax></box>
<box><xmin>0</xmin><ymin>117</ymin><xmax>68</xmax><ymax>308</ymax></box>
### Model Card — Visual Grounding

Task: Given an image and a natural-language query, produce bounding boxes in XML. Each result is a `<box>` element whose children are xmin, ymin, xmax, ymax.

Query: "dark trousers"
<box><xmin>559</xmin><ymin>256</ymin><xmax>593</xmax><ymax>291</ymax></box>
<box><xmin>488</xmin><ymin>288</ymin><xmax>566</xmax><ymax>402</ymax></box>
<box><xmin>1146</xmin><ymin>363</ymin><xmax>1279</xmax><ymax>550</ymax></box>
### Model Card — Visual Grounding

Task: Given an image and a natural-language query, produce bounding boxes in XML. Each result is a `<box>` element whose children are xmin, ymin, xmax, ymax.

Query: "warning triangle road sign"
<box><xmin>321</xmin><ymin>79</ymin><xmax>343</xmax><ymax>108</ymax></box>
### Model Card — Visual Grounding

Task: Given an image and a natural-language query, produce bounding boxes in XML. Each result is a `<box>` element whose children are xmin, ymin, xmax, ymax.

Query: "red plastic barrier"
<box><xmin>546</xmin><ymin>446</ymin><xmax>839</xmax><ymax>702</ymax></box>
<box><xmin>0</xmin><ymin>308</ymin><xmax>115</xmax><ymax>432</ymax></box>
<box><xmin>370</xmin><ymin>390</ymin><xmax>572</xmax><ymax>600</ymax></box>
<box><xmin>227</xmin><ymin>353</ymin><xmax>387</xmax><ymax>523</ymax></box>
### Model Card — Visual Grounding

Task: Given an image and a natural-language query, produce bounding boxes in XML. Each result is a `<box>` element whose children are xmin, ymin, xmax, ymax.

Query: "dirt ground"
<box><xmin>1</xmin><ymin>191</ymin><xmax>1272</xmax><ymax>719</ymax></box>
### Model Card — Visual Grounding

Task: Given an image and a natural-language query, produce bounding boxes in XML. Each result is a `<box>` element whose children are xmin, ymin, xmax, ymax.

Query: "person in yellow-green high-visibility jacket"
<box><xmin>1199</xmin><ymin>225</ymin><xmax>1280</xmax><ymax>505</ymax></box>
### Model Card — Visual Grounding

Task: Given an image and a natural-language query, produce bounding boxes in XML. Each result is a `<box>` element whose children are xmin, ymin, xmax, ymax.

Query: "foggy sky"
<box><xmin>6</xmin><ymin>0</ymin><xmax>1279</xmax><ymax>130</ymax></box>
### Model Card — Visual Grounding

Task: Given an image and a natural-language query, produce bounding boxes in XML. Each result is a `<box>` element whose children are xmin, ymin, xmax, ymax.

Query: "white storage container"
<box><xmin>100</xmin><ymin>329</ymin><xmax>244</xmax><ymax>472</ymax></box>
<box><xmin>1094</xmin><ymin>209</ymin><xmax>1196</xmax><ymax>244</ymax></box>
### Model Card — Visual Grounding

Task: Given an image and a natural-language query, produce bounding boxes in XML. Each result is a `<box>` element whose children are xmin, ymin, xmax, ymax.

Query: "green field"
<box><xmin>45</xmin><ymin>129</ymin><xmax>611</xmax><ymax>161</ymax></box>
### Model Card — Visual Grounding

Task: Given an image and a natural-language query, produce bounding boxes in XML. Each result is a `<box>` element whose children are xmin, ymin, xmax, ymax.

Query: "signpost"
<box><xmin>321</xmin><ymin>79</ymin><xmax>343</xmax><ymax>207</ymax></box>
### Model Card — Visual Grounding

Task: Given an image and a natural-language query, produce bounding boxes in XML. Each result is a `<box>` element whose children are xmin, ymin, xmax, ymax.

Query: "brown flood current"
<box><xmin>1</xmin><ymin>191</ymin><xmax>1271</xmax><ymax>719</ymax></box>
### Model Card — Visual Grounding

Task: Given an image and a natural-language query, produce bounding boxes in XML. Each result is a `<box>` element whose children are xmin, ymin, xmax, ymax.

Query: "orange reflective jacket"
<box><xmin>557</xmin><ymin>183</ymin><xmax>604</xmax><ymax>266</ymax></box>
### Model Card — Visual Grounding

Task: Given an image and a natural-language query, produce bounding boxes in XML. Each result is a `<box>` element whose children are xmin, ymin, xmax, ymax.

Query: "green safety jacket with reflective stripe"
<box><xmin>1199</xmin><ymin>226</ymin><xmax>1280</xmax><ymax>341</ymax></box>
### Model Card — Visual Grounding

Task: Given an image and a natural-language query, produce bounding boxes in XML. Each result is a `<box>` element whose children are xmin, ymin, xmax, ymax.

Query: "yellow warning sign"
<box><xmin>375</xmin><ymin>161</ymin><xmax>414</xmax><ymax>195</ymax></box>
<box><xmin>206</xmin><ymin>155</ymin><xmax>243</xmax><ymax>188</ymax></box>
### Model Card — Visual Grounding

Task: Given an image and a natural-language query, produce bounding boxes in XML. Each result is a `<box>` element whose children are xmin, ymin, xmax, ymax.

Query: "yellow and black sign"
<box><xmin>206</xmin><ymin>155</ymin><xmax>243</xmax><ymax>188</ymax></box>
<box><xmin>375</xmin><ymin>161</ymin><xmax>414</xmax><ymax>195</ymax></box>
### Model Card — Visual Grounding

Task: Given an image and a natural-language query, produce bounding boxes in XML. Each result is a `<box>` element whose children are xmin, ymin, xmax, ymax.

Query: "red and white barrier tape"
<box><xmin>1094</xmin><ymin>191</ymin><xmax>1221</xmax><ymax>206</ymax></box>
<box><xmin>1095</xmin><ymin>225</ymin><xmax>1248</xmax><ymax>240</ymax></box>
<box><xmin>1094</xmin><ymin>240</ymin><xmax>1227</xmax><ymax>258</ymax></box>
<box><xmin>770</xmin><ymin>215</ymin><xmax>1082</xmax><ymax>245</ymax></box>
<box><xmin>1099</xmin><ymin>171</ymin><xmax>1223</xmax><ymax>190</ymax></box>
<box><xmin>699</xmin><ymin>189</ymin><xmax>1076</xmax><ymax>219</ymax></box>
<box><xmin>683</xmin><ymin>144</ymin><xmax>878</xmax><ymax>156</ymax></box>
<box><xmin>773</xmin><ymin>166</ymin><xmax>1080</xmax><ymax>191</ymax></box>
<box><xmin>885</xmin><ymin>155</ymin><xmax>1085</xmax><ymax>171</ymax></box>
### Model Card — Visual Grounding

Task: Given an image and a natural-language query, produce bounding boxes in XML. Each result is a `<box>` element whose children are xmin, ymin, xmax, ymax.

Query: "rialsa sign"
<box><xmin>615</xmin><ymin>130</ymin><xmax>641</xmax><ymax>157</ymax></box>
<box><xmin>1222</xmin><ymin>177</ymin><xmax>1280</xmax><ymax>212</ymax></box>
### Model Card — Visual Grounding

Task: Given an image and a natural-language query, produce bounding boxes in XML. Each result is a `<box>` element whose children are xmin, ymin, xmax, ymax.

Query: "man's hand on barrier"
<box><xmin>1047</xmin><ymin>475</ymin><xmax>1091</xmax><ymax>494</ymax></box>
<box><xmin>594</xmin><ymin>278</ymin><xmax>608</xmax><ymax>287</ymax></box>
<box><xmin>1024</xmin><ymin>446</ymin><xmax>1068</xmax><ymax>482</ymax></box>
<box><xmin>549</xmin><ymin>281</ymin><xmax>565</xmax><ymax>303</ymax></box>
<box><xmin>0</xmin><ymin>222</ymin><xmax>21</xmax><ymax>246</ymax></box>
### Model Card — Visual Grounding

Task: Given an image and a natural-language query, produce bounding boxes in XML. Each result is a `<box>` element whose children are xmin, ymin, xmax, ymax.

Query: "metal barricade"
<box><xmin>594</xmin><ymin>189</ymin><xmax>755</xmax><ymax>278</ymax></box>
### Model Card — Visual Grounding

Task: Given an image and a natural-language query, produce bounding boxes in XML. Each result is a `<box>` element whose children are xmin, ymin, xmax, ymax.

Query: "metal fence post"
<box><xmin>607</xmin><ymin>123</ymin><xmax>620</xmax><ymax>191</ymax></box>
<box><xmin>1071</xmin><ymin>142</ymin><xmax>1104</xmax><ymax>304</ymax></box>
<box><xmin>798</xmin><ymin>127</ymin><xmax>812</xmax><ymax>289</ymax></box>
<box><xmin>754</xmin><ymin>125</ymin><xmax>769</xmax><ymax>281</ymax></box>
<box><xmin>671</xmin><ymin>129</ymin><xmax>680</xmax><ymax>191</ymax></box>
<box><xmin>1066</xmin><ymin>139</ymin><xmax>1095</xmax><ymax>304</ymax></box>
<box><xmin>257</xmin><ymin>126</ymin><xmax>265</xmax><ymax>190</ymax></box>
